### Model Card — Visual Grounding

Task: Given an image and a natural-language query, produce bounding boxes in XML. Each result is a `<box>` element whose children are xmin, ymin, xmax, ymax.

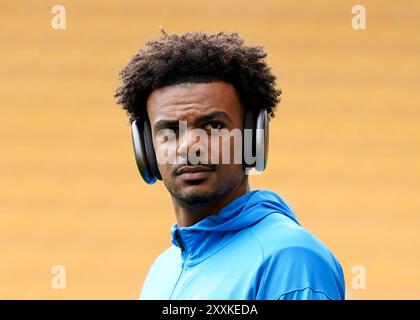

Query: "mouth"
<box><xmin>175</xmin><ymin>165</ymin><xmax>215</xmax><ymax>181</ymax></box>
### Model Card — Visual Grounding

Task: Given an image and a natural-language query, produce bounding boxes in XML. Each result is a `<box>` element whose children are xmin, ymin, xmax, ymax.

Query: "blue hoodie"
<box><xmin>139</xmin><ymin>190</ymin><xmax>345</xmax><ymax>300</ymax></box>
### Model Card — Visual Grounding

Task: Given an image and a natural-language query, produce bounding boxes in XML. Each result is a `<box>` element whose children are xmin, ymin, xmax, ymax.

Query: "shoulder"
<box><xmin>150</xmin><ymin>245</ymin><xmax>180</xmax><ymax>269</ymax></box>
<box><xmin>249</xmin><ymin>213</ymin><xmax>338</xmax><ymax>264</ymax></box>
<box><xmin>248</xmin><ymin>213</ymin><xmax>345</xmax><ymax>300</ymax></box>
<box><xmin>139</xmin><ymin>245</ymin><xmax>181</xmax><ymax>299</ymax></box>
<box><xmin>142</xmin><ymin>245</ymin><xmax>181</xmax><ymax>282</ymax></box>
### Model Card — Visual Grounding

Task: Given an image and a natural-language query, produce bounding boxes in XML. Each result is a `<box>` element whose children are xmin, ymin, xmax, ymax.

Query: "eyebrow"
<box><xmin>153</xmin><ymin>111</ymin><xmax>231</xmax><ymax>131</ymax></box>
<box><xmin>197</xmin><ymin>111</ymin><xmax>230</xmax><ymax>125</ymax></box>
<box><xmin>154</xmin><ymin>119</ymin><xmax>180</xmax><ymax>131</ymax></box>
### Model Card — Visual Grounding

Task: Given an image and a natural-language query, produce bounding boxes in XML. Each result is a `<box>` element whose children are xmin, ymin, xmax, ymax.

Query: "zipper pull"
<box><xmin>175</xmin><ymin>230</ymin><xmax>185</xmax><ymax>252</ymax></box>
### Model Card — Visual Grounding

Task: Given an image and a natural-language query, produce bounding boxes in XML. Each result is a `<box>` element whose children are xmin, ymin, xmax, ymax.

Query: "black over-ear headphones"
<box><xmin>131</xmin><ymin>108</ymin><xmax>269</xmax><ymax>184</ymax></box>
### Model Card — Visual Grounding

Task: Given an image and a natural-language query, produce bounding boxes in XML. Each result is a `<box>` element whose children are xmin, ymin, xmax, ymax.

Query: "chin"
<box><xmin>174</xmin><ymin>183</ymin><xmax>220</xmax><ymax>207</ymax></box>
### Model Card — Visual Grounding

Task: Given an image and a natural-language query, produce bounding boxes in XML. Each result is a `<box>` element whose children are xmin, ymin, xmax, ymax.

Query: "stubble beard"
<box><xmin>165</xmin><ymin>178</ymin><xmax>237</xmax><ymax>208</ymax></box>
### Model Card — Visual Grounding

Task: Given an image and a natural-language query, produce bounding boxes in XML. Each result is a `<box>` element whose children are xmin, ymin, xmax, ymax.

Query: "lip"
<box><xmin>176</xmin><ymin>165</ymin><xmax>214</xmax><ymax>181</ymax></box>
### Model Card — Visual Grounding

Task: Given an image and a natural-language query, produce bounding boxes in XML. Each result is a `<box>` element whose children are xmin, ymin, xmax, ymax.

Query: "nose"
<box><xmin>177</xmin><ymin>122</ymin><xmax>209</xmax><ymax>165</ymax></box>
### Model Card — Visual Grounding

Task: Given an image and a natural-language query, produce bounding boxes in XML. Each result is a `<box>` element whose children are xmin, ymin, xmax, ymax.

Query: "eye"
<box><xmin>156</xmin><ymin>128</ymin><xmax>177</xmax><ymax>143</ymax></box>
<box><xmin>204</xmin><ymin>121</ymin><xmax>224</xmax><ymax>131</ymax></box>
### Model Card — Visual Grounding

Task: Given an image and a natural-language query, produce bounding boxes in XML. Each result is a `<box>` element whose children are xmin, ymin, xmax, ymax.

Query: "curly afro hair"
<box><xmin>114</xmin><ymin>30</ymin><xmax>281</xmax><ymax>123</ymax></box>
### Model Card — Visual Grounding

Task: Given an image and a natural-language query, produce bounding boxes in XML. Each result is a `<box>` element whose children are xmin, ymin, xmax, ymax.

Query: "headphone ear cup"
<box><xmin>143</xmin><ymin>120</ymin><xmax>162</xmax><ymax>181</ymax></box>
<box><xmin>131</xmin><ymin>119</ymin><xmax>157</xmax><ymax>184</ymax></box>
<box><xmin>254</xmin><ymin>108</ymin><xmax>269</xmax><ymax>172</ymax></box>
<box><xmin>243</xmin><ymin>108</ymin><xmax>255</xmax><ymax>168</ymax></box>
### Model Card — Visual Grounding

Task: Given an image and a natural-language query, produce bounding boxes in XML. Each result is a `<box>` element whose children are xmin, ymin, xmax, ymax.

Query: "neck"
<box><xmin>172</xmin><ymin>179</ymin><xmax>250</xmax><ymax>227</ymax></box>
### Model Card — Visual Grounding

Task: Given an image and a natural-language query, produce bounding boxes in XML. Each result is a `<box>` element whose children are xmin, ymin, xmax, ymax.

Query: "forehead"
<box><xmin>146</xmin><ymin>81</ymin><xmax>243</xmax><ymax>122</ymax></box>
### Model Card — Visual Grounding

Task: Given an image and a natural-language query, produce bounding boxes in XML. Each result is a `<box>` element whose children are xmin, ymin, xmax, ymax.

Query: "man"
<box><xmin>115</xmin><ymin>30</ymin><xmax>345</xmax><ymax>300</ymax></box>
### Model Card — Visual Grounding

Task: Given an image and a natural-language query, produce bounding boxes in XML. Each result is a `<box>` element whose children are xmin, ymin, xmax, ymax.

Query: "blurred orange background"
<box><xmin>0</xmin><ymin>0</ymin><xmax>419</xmax><ymax>299</ymax></box>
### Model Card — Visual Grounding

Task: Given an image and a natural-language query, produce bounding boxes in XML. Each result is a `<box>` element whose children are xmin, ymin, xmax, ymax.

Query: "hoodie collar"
<box><xmin>170</xmin><ymin>189</ymin><xmax>299</xmax><ymax>266</ymax></box>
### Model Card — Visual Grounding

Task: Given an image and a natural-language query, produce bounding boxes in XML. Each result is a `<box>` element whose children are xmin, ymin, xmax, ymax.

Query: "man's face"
<box><xmin>147</xmin><ymin>81</ymin><xmax>247</xmax><ymax>207</ymax></box>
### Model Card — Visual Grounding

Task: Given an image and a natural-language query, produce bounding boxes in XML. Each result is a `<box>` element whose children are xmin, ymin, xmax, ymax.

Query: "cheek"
<box><xmin>157</xmin><ymin>163</ymin><xmax>173</xmax><ymax>180</ymax></box>
<box><xmin>209</xmin><ymin>135</ymin><xmax>242</xmax><ymax>165</ymax></box>
<box><xmin>216</xmin><ymin>163</ymin><xmax>244</xmax><ymax>180</ymax></box>
<box><xmin>154</xmin><ymin>140</ymin><xmax>178</xmax><ymax>166</ymax></box>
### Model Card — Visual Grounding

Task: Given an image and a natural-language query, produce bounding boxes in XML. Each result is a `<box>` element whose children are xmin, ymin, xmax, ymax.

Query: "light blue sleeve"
<box><xmin>278</xmin><ymin>287</ymin><xmax>333</xmax><ymax>300</ymax></box>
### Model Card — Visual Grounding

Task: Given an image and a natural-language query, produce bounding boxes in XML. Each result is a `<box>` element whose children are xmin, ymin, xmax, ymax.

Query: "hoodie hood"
<box><xmin>170</xmin><ymin>189</ymin><xmax>299</xmax><ymax>266</ymax></box>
